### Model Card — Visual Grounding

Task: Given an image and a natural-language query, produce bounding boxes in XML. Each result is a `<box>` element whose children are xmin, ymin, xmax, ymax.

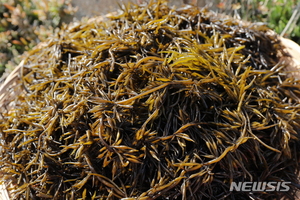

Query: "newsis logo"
<box><xmin>229</xmin><ymin>182</ymin><xmax>291</xmax><ymax>192</ymax></box>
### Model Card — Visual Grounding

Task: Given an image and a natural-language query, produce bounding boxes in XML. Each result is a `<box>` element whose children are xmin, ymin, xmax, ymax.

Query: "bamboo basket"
<box><xmin>0</xmin><ymin>12</ymin><xmax>300</xmax><ymax>199</ymax></box>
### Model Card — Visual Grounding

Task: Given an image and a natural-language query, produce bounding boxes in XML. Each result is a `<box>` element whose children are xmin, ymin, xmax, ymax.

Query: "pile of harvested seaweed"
<box><xmin>0</xmin><ymin>0</ymin><xmax>300</xmax><ymax>199</ymax></box>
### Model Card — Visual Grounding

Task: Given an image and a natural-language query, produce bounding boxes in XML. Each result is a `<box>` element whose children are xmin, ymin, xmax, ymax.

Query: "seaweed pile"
<box><xmin>0</xmin><ymin>0</ymin><xmax>300</xmax><ymax>199</ymax></box>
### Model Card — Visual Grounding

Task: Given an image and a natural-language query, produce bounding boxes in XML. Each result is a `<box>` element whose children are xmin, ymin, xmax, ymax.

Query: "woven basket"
<box><xmin>0</xmin><ymin>14</ymin><xmax>300</xmax><ymax>199</ymax></box>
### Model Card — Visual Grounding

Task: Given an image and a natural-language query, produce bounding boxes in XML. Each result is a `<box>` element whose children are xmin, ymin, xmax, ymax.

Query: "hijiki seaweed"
<box><xmin>0</xmin><ymin>0</ymin><xmax>300</xmax><ymax>199</ymax></box>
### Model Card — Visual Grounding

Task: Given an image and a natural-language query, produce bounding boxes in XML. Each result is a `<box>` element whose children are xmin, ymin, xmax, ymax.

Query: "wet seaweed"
<box><xmin>0</xmin><ymin>0</ymin><xmax>299</xmax><ymax>199</ymax></box>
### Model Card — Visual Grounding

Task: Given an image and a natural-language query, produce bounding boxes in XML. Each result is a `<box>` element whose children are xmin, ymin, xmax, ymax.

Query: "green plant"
<box><xmin>213</xmin><ymin>0</ymin><xmax>300</xmax><ymax>44</ymax></box>
<box><xmin>0</xmin><ymin>0</ymin><xmax>75</xmax><ymax>76</ymax></box>
<box><xmin>267</xmin><ymin>0</ymin><xmax>300</xmax><ymax>42</ymax></box>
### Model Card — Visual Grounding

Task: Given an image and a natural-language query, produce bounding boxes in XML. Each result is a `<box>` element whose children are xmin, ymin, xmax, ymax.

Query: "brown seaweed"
<box><xmin>0</xmin><ymin>0</ymin><xmax>299</xmax><ymax>199</ymax></box>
